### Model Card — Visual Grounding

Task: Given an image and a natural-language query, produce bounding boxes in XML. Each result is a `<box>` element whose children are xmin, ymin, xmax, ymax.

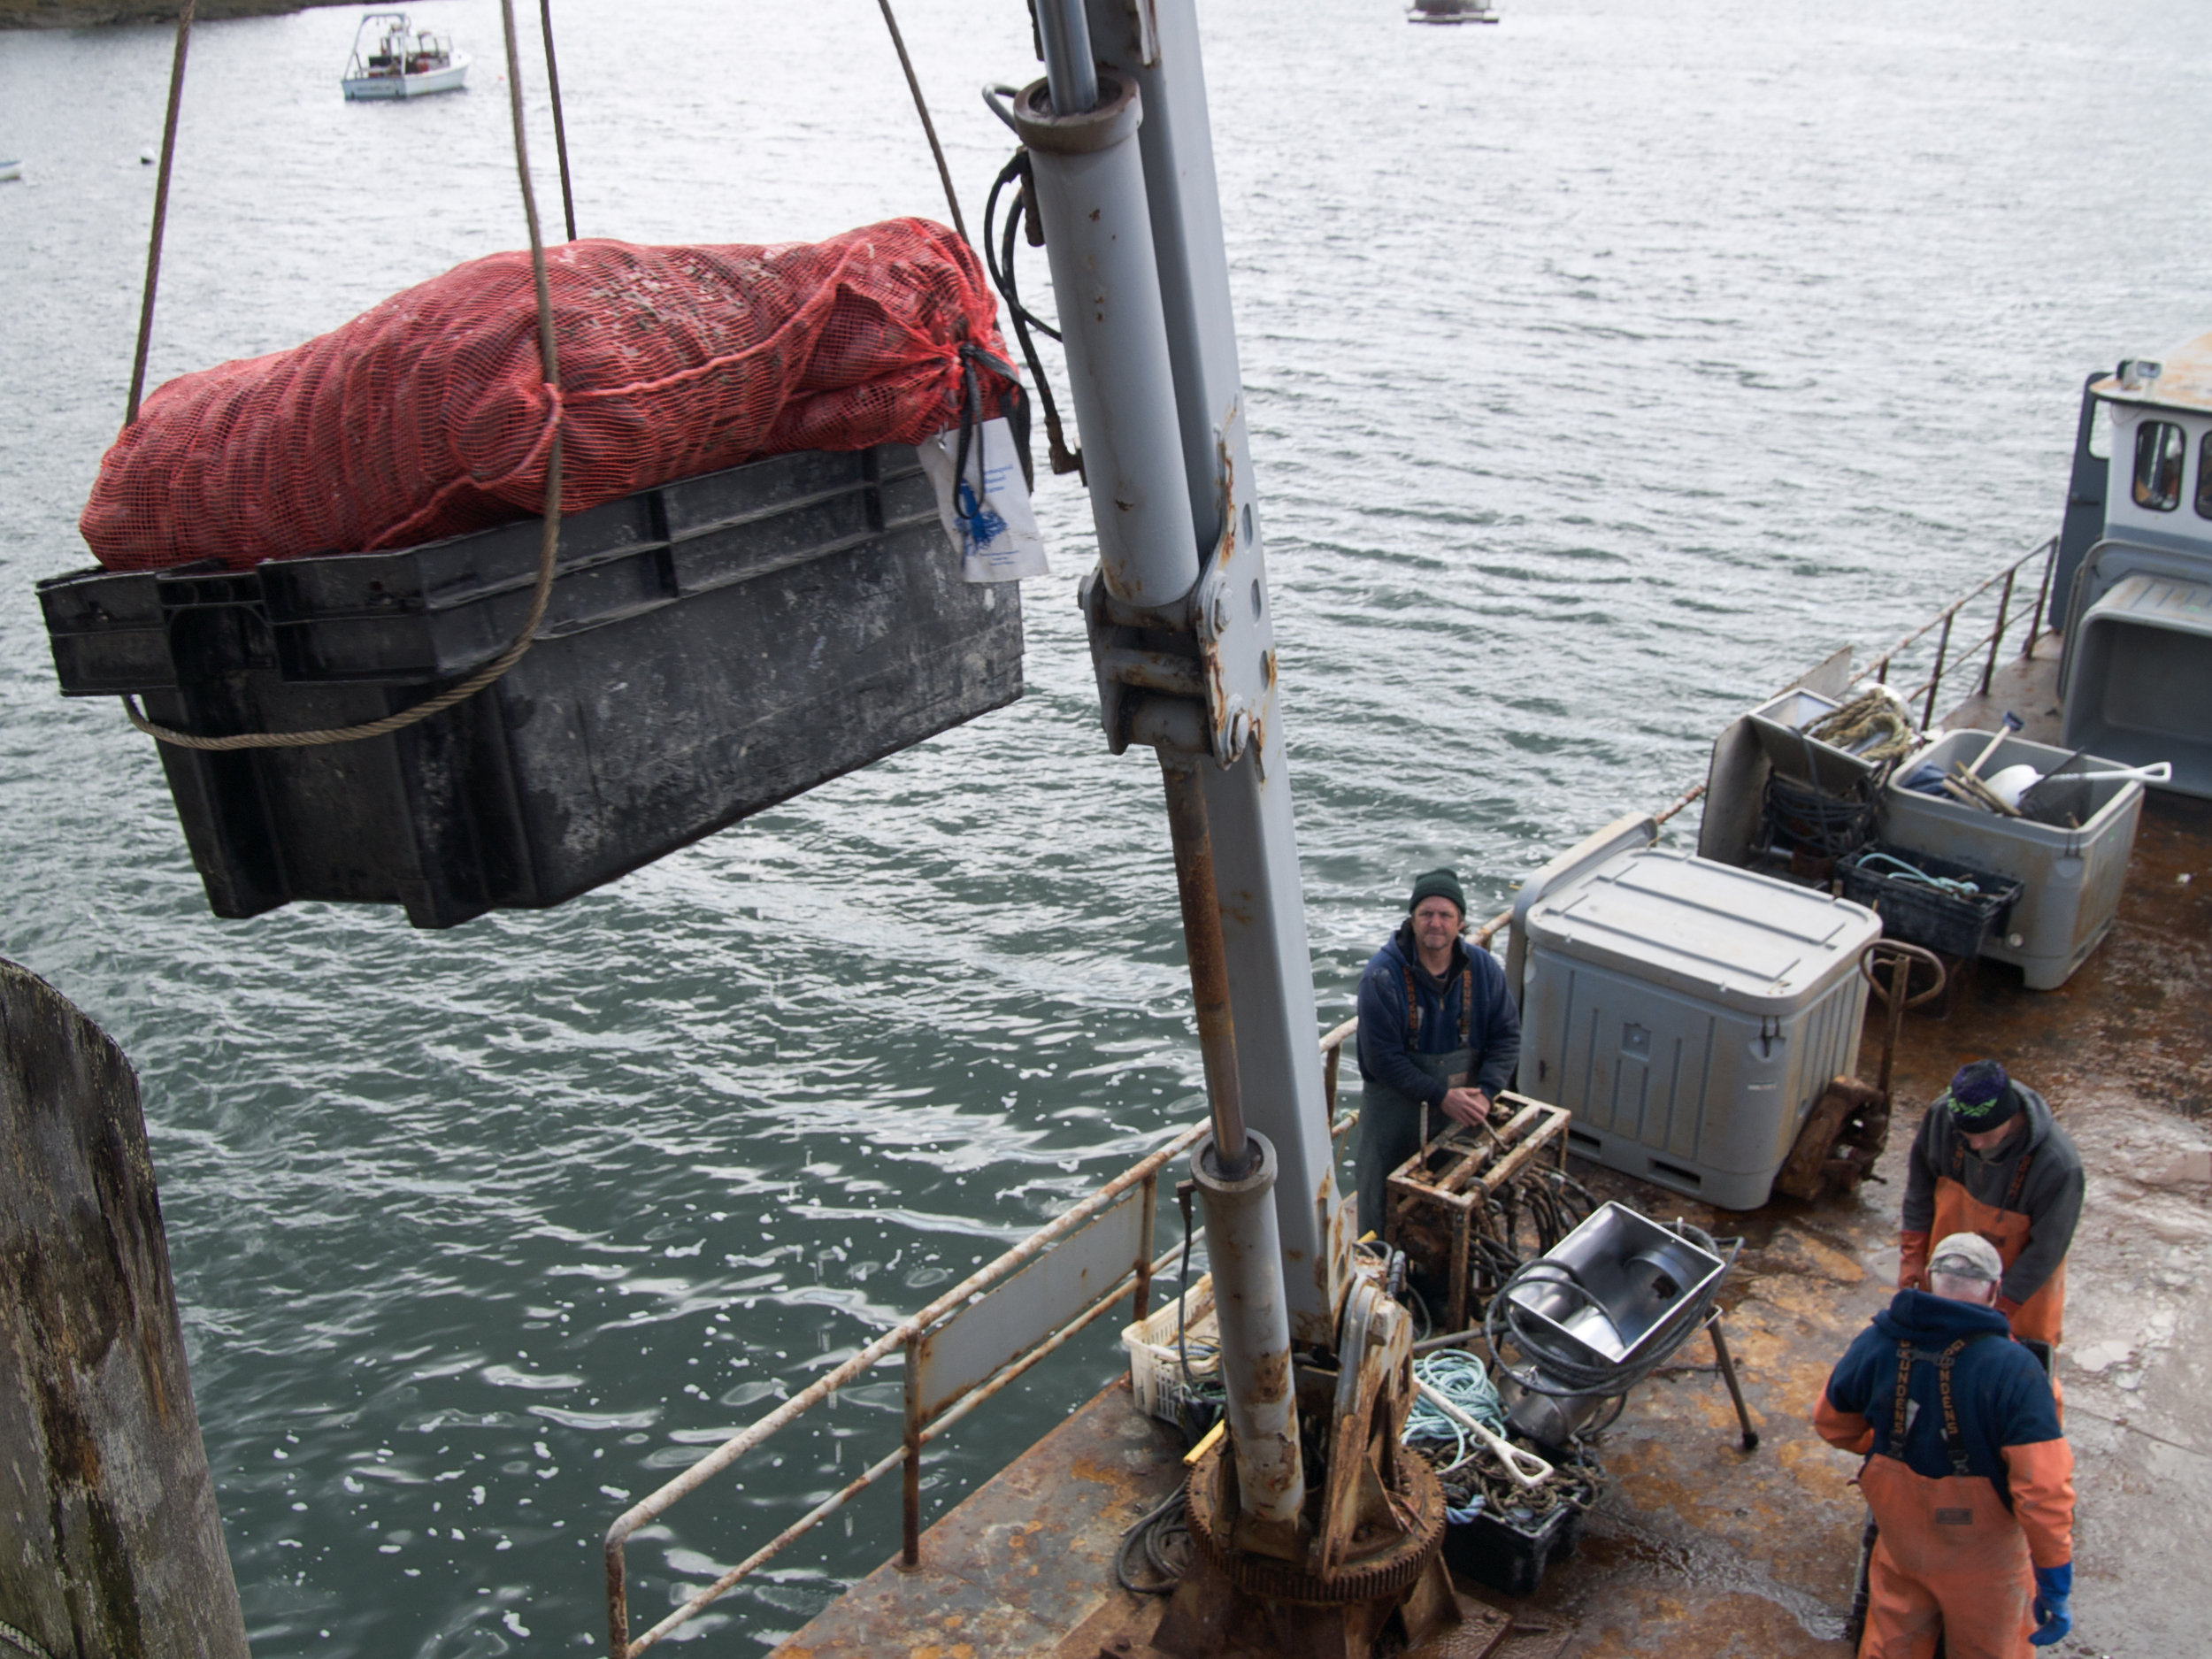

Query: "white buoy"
<box><xmin>1985</xmin><ymin>764</ymin><xmax>2041</xmax><ymax>809</ymax></box>
<box><xmin>1988</xmin><ymin>759</ymin><xmax>2172</xmax><ymax>810</ymax></box>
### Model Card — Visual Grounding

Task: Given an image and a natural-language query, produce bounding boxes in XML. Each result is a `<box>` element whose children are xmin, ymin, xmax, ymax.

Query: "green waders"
<box><xmin>1354</xmin><ymin>958</ymin><xmax>1477</xmax><ymax>1239</ymax></box>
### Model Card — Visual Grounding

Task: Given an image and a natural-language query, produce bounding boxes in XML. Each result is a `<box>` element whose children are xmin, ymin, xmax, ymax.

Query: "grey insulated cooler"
<box><xmin>1517</xmin><ymin>847</ymin><xmax>1879</xmax><ymax>1210</ymax></box>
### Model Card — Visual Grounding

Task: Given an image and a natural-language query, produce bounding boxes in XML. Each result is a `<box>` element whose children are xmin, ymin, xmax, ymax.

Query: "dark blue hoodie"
<box><xmin>1354</xmin><ymin>922</ymin><xmax>1520</xmax><ymax>1107</ymax></box>
<box><xmin>1820</xmin><ymin>1290</ymin><xmax>2062</xmax><ymax>1496</ymax></box>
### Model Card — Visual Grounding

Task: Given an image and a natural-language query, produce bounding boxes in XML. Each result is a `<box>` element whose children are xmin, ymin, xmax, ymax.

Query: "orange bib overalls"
<box><xmin>1857</xmin><ymin>1338</ymin><xmax>2037</xmax><ymax>1659</ymax></box>
<box><xmin>1927</xmin><ymin>1140</ymin><xmax>2064</xmax><ymax>1348</ymax></box>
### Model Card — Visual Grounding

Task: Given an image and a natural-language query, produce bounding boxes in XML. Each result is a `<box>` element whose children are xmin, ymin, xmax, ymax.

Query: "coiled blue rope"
<box><xmin>1402</xmin><ymin>1350</ymin><xmax>1506</xmax><ymax>1524</ymax></box>
<box><xmin>1855</xmin><ymin>849</ymin><xmax>1982</xmax><ymax>897</ymax></box>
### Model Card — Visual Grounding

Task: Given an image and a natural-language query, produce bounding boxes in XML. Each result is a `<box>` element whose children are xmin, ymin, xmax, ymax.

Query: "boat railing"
<box><xmin>600</xmin><ymin>1128</ymin><xmax>1179</xmax><ymax>1655</ymax></box>
<box><xmin>602</xmin><ymin>1049</ymin><xmax>1372</xmax><ymax>1658</ymax></box>
<box><xmin>1321</xmin><ymin>537</ymin><xmax>2065</xmax><ymax>1024</ymax></box>
<box><xmin>1863</xmin><ymin>533</ymin><xmax>2060</xmax><ymax>733</ymax></box>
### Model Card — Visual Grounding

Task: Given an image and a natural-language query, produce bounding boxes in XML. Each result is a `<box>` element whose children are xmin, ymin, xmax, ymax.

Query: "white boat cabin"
<box><xmin>2054</xmin><ymin>333</ymin><xmax>2212</xmax><ymax>797</ymax></box>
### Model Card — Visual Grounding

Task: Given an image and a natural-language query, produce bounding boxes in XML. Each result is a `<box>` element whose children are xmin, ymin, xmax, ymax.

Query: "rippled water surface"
<box><xmin>4</xmin><ymin>1</ymin><xmax>2209</xmax><ymax>1653</ymax></box>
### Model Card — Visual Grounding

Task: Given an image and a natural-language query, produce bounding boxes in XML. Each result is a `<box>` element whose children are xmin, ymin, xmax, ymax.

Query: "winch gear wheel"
<box><xmin>1182</xmin><ymin>1441</ymin><xmax>1447</xmax><ymax>1605</ymax></box>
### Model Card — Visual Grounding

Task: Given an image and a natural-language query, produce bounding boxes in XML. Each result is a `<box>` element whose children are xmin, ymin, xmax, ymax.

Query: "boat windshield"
<box><xmin>2131</xmin><ymin>419</ymin><xmax>2185</xmax><ymax>511</ymax></box>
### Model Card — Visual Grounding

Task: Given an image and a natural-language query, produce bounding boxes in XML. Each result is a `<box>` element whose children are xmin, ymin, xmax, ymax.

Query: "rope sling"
<box><xmin>119</xmin><ymin>0</ymin><xmax>561</xmax><ymax>752</ymax></box>
<box><xmin>113</xmin><ymin>0</ymin><xmax>966</xmax><ymax>754</ymax></box>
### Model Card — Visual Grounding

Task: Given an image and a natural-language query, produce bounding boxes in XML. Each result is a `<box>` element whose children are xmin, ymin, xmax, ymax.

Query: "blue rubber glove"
<box><xmin>2031</xmin><ymin>1562</ymin><xmax>2072</xmax><ymax>1648</ymax></box>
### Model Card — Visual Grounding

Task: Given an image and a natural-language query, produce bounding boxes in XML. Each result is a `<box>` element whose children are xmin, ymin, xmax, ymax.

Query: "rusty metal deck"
<box><xmin>774</xmin><ymin>645</ymin><xmax>2212</xmax><ymax>1659</ymax></box>
<box><xmin>766</xmin><ymin>1377</ymin><xmax>1186</xmax><ymax>1659</ymax></box>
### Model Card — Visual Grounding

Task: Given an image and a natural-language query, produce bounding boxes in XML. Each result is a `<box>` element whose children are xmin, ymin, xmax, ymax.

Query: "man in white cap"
<box><xmin>1814</xmin><ymin>1231</ymin><xmax>2075</xmax><ymax>1656</ymax></box>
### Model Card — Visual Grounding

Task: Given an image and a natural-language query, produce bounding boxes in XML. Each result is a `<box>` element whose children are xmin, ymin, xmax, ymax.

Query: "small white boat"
<box><xmin>0</xmin><ymin>160</ymin><xmax>22</xmax><ymax>183</ymax></box>
<box><xmin>341</xmin><ymin>12</ymin><xmax>471</xmax><ymax>101</ymax></box>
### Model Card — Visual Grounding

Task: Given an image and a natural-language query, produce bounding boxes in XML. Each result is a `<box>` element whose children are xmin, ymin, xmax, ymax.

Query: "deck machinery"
<box><xmin>1014</xmin><ymin>1</ymin><xmax>1458</xmax><ymax>1651</ymax></box>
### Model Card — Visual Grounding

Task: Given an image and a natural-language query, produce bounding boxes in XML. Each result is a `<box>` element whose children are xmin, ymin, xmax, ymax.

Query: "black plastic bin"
<box><xmin>1840</xmin><ymin>842</ymin><xmax>2024</xmax><ymax>959</ymax></box>
<box><xmin>37</xmin><ymin>444</ymin><xmax>1024</xmax><ymax>928</ymax></box>
<box><xmin>1441</xmin><ymin>1498</ymin><xmax>1583</xmax><ymax>1598</ymax></box>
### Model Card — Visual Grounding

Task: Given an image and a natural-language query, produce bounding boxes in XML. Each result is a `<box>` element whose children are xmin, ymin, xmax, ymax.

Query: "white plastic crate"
<box><xmin>1121</xmin><ymin>1273</ymin><xmax>1219</xmax><ymax>1424</ymax></box>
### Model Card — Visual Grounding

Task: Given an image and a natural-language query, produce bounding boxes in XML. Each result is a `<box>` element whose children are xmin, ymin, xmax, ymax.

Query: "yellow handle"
<box><xmin>1183</xmin><ymin>1418</ymin><xmax>1227</xmax><ymax>1467</ymax></box>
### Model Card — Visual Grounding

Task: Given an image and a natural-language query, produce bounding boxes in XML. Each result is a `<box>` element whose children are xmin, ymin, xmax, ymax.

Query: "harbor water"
<box><xmin>3</xmin><ymin>1</ymin><xmax>2208</xmax><ymax>1653</ymax></box>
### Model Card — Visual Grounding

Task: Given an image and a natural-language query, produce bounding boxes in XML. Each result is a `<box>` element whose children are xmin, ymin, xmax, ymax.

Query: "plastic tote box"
<box><xmin>1517</xmin><ymin>847</ymin><xmax>1880</xmax><ymax>1210</ymax></box>
<box><xmin>36</xmin><ymin>444</ymin><xmax>1024</xmax><ymax>928</ymax></box>
<box><xmin>1880</xmin><ymin>729</ymin><xmax>2143</xmax><ymax>990</ymax></box>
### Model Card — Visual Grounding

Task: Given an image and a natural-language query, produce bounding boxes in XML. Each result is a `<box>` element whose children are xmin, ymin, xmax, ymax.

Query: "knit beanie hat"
<box><xmin>1409</xmin><ymin>868</ymin><xmax>1467</xmax><ymax>917</ymax></box>
<box><xmin>1940</xmin><ymin>1060</ymin><xmax>2021</xmax><ymax>1129</ymax></box>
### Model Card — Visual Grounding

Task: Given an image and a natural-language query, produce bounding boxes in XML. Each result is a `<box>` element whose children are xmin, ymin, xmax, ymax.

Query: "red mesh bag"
<box><xmin>82</xmin><ymin>217</ymin><xmax>1016</xmax><ymax>572</ymax></box>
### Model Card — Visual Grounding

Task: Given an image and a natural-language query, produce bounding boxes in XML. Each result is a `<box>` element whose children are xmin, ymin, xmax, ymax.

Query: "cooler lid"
<box><xmin>1522</xmin><ymin>847</ymin><xmax>1882</xmax><ymax>1013</ymax></box>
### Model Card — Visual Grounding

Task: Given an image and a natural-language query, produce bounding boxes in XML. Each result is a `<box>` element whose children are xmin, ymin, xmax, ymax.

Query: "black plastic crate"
<box><xmin>1441</xmin><ymin>1497</ymin><xmax>1583</xmax><ymax>1598</ymax></box>
<box><xmin>36</xmin><ymin>445</ymin><xmax>1024</xmax><ymax>928</ymax></box>
<box><xmin>1840</xmin><ymin>842</ymin><xmax>2024</xmax><ymax>959</ymax></box>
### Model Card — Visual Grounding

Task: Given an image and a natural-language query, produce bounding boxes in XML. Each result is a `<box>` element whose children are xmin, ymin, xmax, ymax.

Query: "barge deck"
<box><xmin>769</xmin><ymin>638</ymin><xmax>2212</xmax><ymax>1659</ymax></box>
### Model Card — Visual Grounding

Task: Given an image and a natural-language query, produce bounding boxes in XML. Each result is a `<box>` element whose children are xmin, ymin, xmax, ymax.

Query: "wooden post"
<box><xmin>0</xmin><ymin>957</ymin><xmax>248</xmax><ymax>1659</ymax></box>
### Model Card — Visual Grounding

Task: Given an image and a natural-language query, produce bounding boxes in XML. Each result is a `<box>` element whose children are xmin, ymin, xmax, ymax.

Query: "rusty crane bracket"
<box><xmin>1078</xmin><ymin>402</ymin><xmax>1279</xmax><ymax>772</ymax></box>
<box><xmin>1305</xmin><ymin>1277</ymin><xmax>1416</xmax><ymax>1579</ymax></box>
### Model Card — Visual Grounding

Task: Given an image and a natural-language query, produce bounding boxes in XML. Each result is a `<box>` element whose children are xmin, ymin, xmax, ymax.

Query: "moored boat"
<box><xmin>1408</xmin><ymin>0</ymin><xmax>1501</xmax><ymax>23</ymax></box>
<box><xmin>2048</xmin><ymin>336</ymin><xmax>2212</xmax><ymax>796</ymax></box>
<box><xmin>340</xmin><ymin>12</ymin><xmax>470</xmax><ymax>101</ymax></box>
<box><xmin>0</xmin><ymin>160</ymin><xmax>22</xmax><ymax>182</ymax></box>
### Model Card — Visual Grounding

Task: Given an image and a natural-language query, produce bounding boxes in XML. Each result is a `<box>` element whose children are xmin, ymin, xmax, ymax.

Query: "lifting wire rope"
<box><xmin>118</xmin><ymin>0</ymin><xmax>565</xmax><ymax>752</ymax></box>
<box><xmin>125</xmin><ymin>0</ymin><xmax>194</xmax><ymax>428</ymax></box>
<box><xmin>875</xmin><ymin>0</ymin><xmax>969</xmax><ymax>245</ymax></box>
<box><xmin>539</xmin><ymin>0</ymin><xmax>579</xmax><ymax>242</ymax></box>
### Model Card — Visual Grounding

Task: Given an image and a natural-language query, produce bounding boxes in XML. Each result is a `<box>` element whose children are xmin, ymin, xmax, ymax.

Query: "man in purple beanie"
<box><xmin>1898</xmin><ymin>1060</ymin><xmax>2085</xmax><ymax>1352</ymax></box>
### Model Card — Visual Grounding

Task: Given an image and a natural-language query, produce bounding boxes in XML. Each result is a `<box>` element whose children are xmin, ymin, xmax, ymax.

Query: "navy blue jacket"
<box><xmin>1819</xmin><ymin>1290</ymin><xmax>2062</xmax><ymax>1500</ymax></box>
<box><xmin>1355</xmin><ymin>923</ymin><xmax>1520</xmax><ymax>1108</ymax></box>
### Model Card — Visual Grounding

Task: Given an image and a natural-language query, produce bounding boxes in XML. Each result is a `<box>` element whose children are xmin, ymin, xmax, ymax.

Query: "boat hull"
<box><xmin>342</xmin><ymin>57</ymin><xmax>470</xmax><ymax>100</ymax></box>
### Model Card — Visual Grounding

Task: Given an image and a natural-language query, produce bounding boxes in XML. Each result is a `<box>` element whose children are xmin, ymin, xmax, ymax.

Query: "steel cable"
<box><xmin>125</xmin><ymin>0</ymin><xmax>194</xmax><ymax>427</ymax></box>
<box><xmin>1113</xmin><ymin>1485</ymin><xmax>1194</xmax><ymax>1594</ymax></box>
<box><xmin>119</xmin><ymin>0</ymin><xmax>563</xmax><ymax>753</ymax></box>
<box><xmin>875</xmin><ymin>0</ymin><xmax>968</xmax><ymax>243</ymax></box>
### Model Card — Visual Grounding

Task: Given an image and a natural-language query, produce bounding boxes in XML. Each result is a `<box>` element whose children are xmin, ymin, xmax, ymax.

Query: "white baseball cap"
<box><xmin>1928</xmin><ymin>1232</ymin><xmax>2004</xmax><ymax>1283</ymax></box>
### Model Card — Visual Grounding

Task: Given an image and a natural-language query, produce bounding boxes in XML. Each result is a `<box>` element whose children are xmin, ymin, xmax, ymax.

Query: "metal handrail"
<box><xmin>603</xmin><ymin>1017</ymin><xmax>1387</xmax><ymax>1659</ymax></box>
<box><xmin>602</xmin><ymin>1118</ymin><xmax>1204</xmax><ymax>1657</ymax></box>
<box><xmin>1867</xmin><ymin>534</ymin><xmax>2058</xmax><ymax>729</ymax></box>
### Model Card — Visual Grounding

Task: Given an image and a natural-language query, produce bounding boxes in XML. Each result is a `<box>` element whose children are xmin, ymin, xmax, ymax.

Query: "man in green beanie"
<box><xmin>1352</xmin><ymin>868</ymin><xmax>1521</xmax><ymax>1236</ymax></box>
